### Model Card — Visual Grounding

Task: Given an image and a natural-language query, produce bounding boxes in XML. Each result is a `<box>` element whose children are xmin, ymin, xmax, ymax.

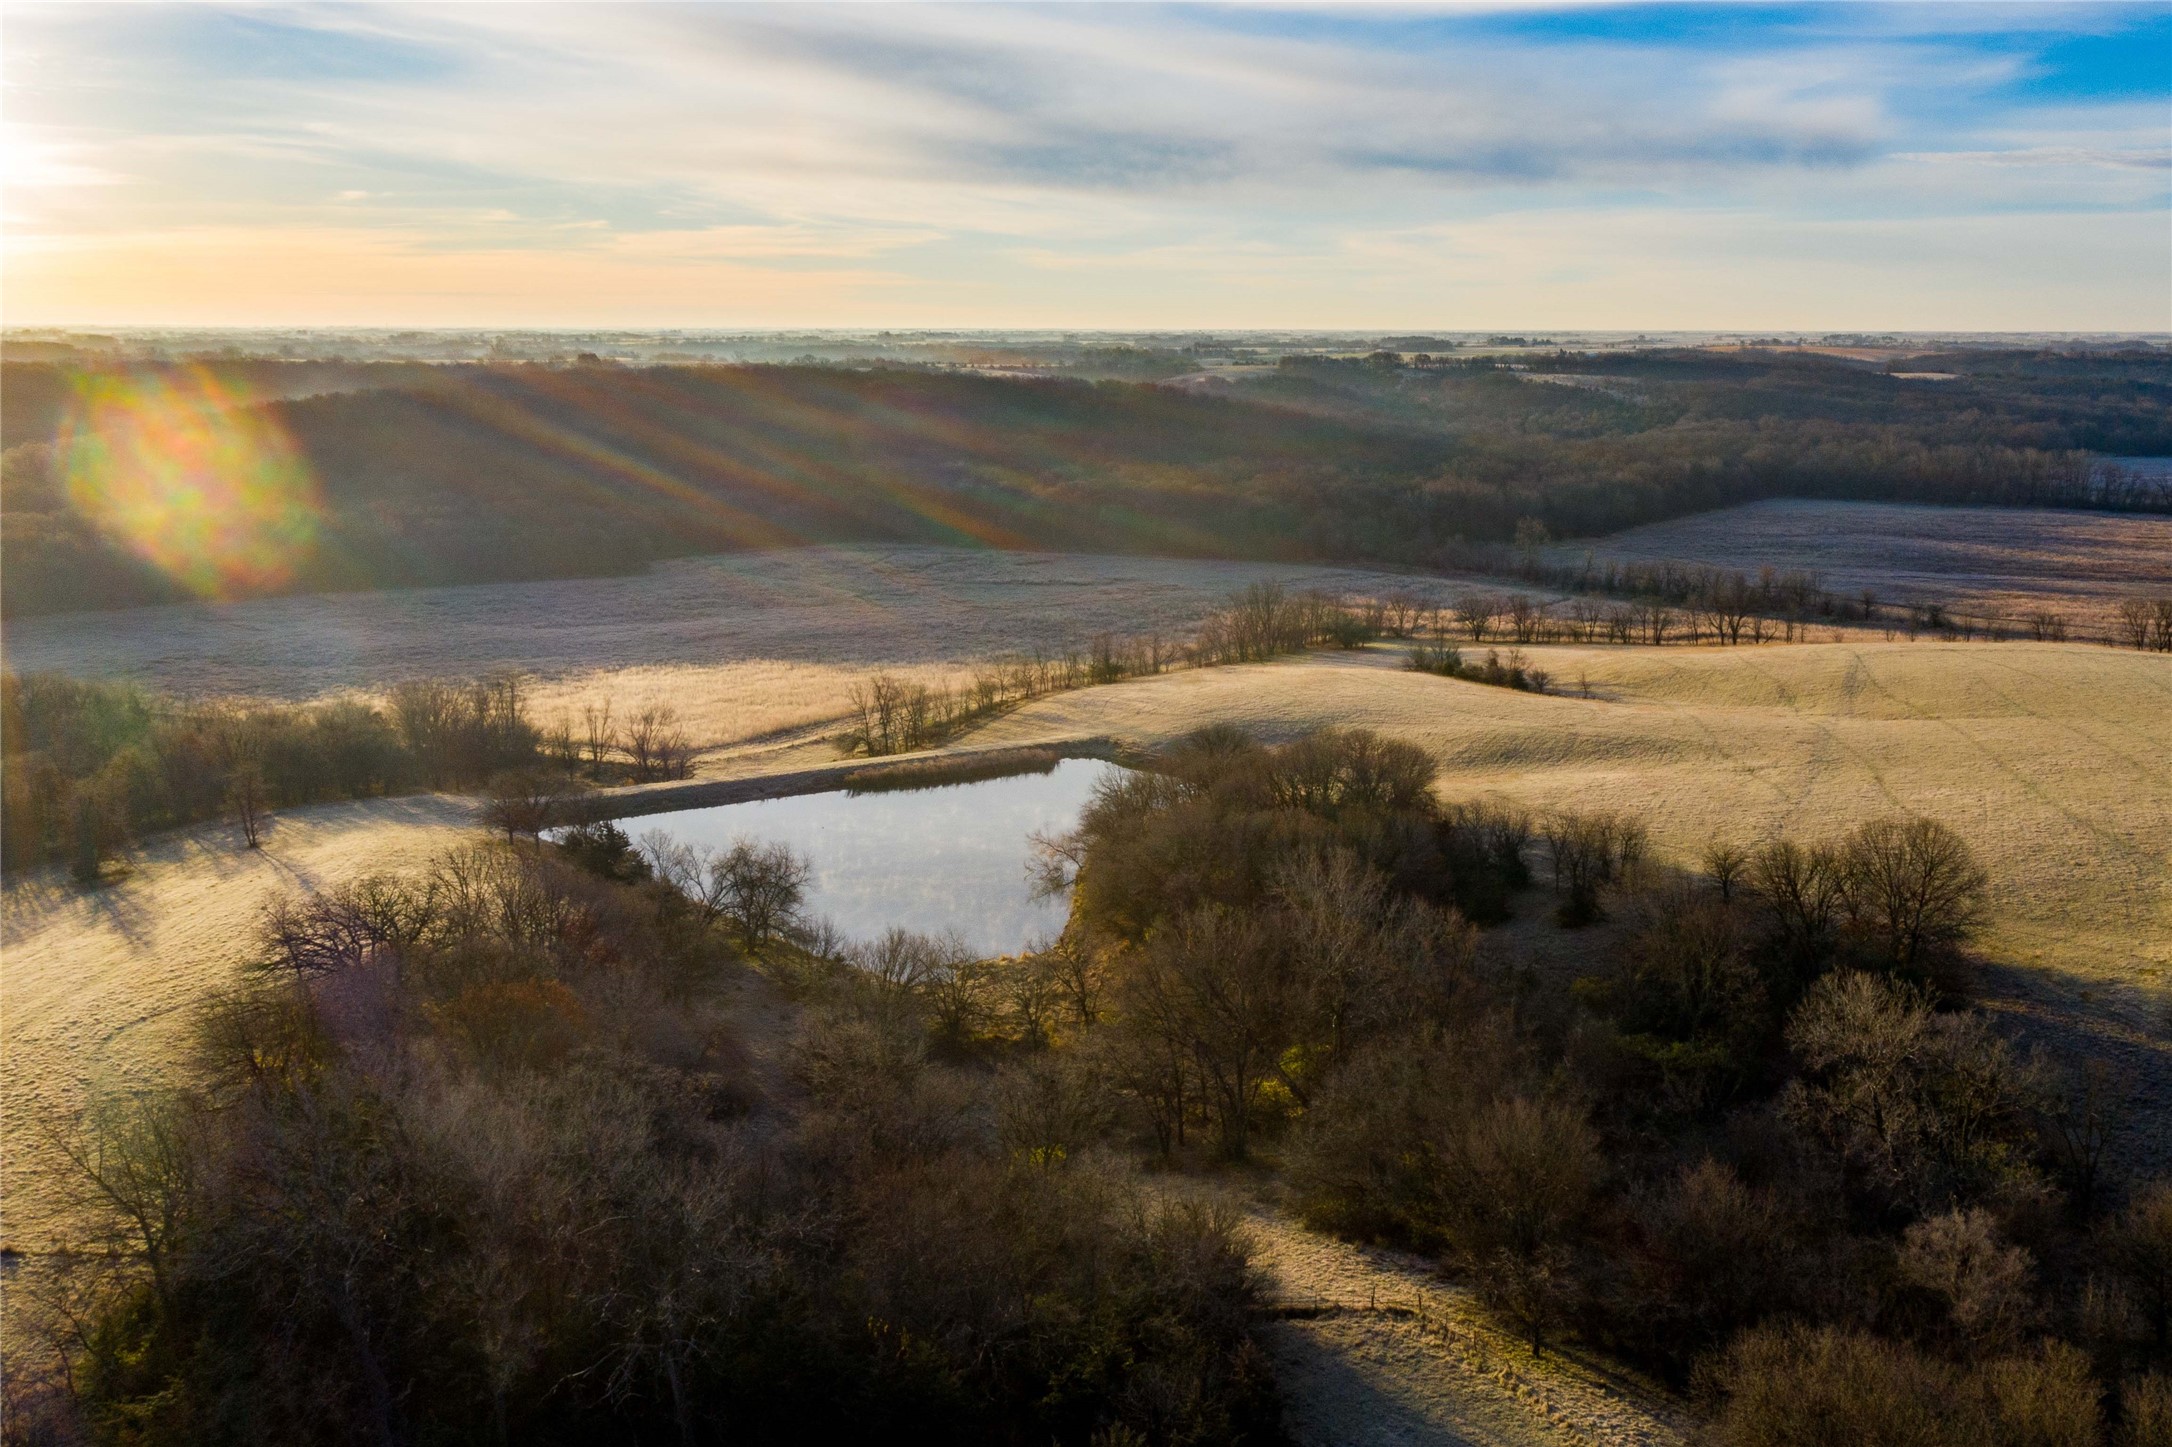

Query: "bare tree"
<box><xmin>581</xmin><ymin>699</ymin><xmax>616</xmax><ymax>773</ymax></box>
<box><xmin>2118</xmin><ymin>598</ymin><xmax>2155</xmax><ymax>650</ymax></box>
<box><xmin>1637</xmin><ymin>602</ymin><xmax>1675</xmax><ymax>646</ymax></box>
<box><xmin>228</xmin><ymin>762</ymin><xmax>268</xmax><ymax>850</ymax></box>
<box><xmin>1542</xmin><ymin>809</ymin><xmax>1648</xmax><ymax>925</ymax></box>
<box><xmin>1506</xmin><ymin>594</ymin><xmax>1543</xmax><ymax>644</ymax></box>
<box><xmin>711</xmin><ymin>839</ymin><xmax>812</xmax><ymax>953</ymax></box>
<box><xmin>1435</xmin><ymin>1094</ymin><xmax>1600</xmax><ymax>1356</ymax></box>
<box><xmin>1837</xmin><ymin>816</ymin><xmax>1988</xmax><ymax>975</ymax></box>
<box><xmin>479</xmin><ymin>769</ymin><xmax>580</xmax><ymax>845</ymax></box>
<box><xmin>1454</xmin><ymin>593</ymin><xmax>1502</xmax><ymax>643</ymax></box>
<box><xmin>1750</xmin><ymin>838</ymin><xmax>1849</xmax><ymax>965</ymax></box>
<box><xmin>1784</xmin><ymin>970</ymin><xmax>2046</xmax><ymax>1214</ymax></box>
<box><xmin>1119</xmin><ymin>908</ymin><xmax>1292</xmax><ymax>1157</ymax></box>
<box><xmin>1702</xmin><ymin>838</ymin><xmax>1749</xmax><ymax>903</ymax></box>
<box><xmin>2027</xmin><ymin>611</ymin><xmax>2068</xmax><ymax>643</ymax></box>
<box><xmin>1896</xmin><ymin>1209</ymin><xmax>2036</xmax><ymax>1357</ymax></box>
<box><xmin>622</xmin><ymin>704</ymin><xmax>690</xmax><ymax>782</ymax></box>
<box><xmin>2110</xmin><ymin>1181</ymin><xmax>2172</xmax><ymax>1353</ymax></box>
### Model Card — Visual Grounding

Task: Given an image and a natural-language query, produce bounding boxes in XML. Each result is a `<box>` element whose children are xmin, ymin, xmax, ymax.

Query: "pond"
<box><xmin>617</xmin><ymin>758</ymin><xmax>1127</xmax><ymax>956</ymax></box>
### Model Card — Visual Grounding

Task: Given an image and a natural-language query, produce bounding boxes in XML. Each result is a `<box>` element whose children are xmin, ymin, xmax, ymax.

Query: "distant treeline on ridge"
<box><xmin>3</xmin><ymin>348</ymin><xmax>2166</xmax><ymax>617</ymax></box>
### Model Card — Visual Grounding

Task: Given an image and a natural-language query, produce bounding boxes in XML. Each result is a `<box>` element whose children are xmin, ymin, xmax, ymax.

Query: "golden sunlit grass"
<box><xmin>1</xmin><ymin>796</ymin><xmax>474</xmax><ymax>1262</ymax></box>
<box><xmin>522</xmin><ymin>659</ymin><xmax>978</xmax><ymax>753</ymax></box>
<box><xmin>7</xmin><ymin>633</ymin><xmax>2167</xmax><ymax>1287</ymax></box>
<box><xmin>967</xmin><ymin>640</ymin><xmax>2172</xmax><ymax>999</ymax></box>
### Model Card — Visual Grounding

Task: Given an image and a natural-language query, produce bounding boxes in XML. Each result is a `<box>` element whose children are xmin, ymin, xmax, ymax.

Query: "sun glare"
<box><xmin>60</xmin><ymin>368</ymin><xmax>324</xmax><ymax>599</ymax></box>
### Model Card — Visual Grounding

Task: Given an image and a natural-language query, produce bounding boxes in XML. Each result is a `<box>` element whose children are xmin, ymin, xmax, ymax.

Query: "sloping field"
<box><xmin>1562</xmin><ymin>499</ymin><xmax>2172</xmax><ymax>637</ymax></box>
<box><xmin>7</xmin><ymin>636</ymin><xmax>2167</xmax><ymax>1436</ymax></box>
<box><xmin>1</xmin><ymin>798</ymin><xmax>475</xmax><ymax>1256</ymax></box>
<box><xmin>969</xmin><ymin>642</ymin><xmax>2172</xmax><ymax>1015</ymax></box>
<box><xmin>0</xmin><ymin>545</ymin><xmax>1471</xmax><ymax>748</ymax></box>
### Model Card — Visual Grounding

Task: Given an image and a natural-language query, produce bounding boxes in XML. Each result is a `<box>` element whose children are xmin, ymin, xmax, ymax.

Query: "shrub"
<box><xmin>55</xmin><ymin>841</ymin><xmax>1279</xmax><ymax>1445</ymax></box>
<box><xmin>1706</xmin><ymin>1327</ymin><xmax>2101</xmax><ymax>1447</ymax></box>
<box><xmin>1782</xmin><ymin>972</ymin><xmax>2048</xmax><ymax>1217</ymax></box>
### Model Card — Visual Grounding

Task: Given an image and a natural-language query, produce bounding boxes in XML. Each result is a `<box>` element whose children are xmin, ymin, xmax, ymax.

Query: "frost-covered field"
<box><xmin>0</xmin><ymin>546</ymin><xmax>1474</xmax><ymax>746</ymax></box>
<box><xmin>1560</xmin><ymin>498</ymin><xmax>2172</xmax><ymax>637</ymax></box>
<box><xmin>2</xmin><ymin>546</ymin><xmax>1461</xmax><ymax>697</ymax></box>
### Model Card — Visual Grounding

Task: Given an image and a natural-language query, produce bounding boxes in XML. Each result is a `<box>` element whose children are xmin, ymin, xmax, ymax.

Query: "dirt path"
<box><xmin>1215</xmin><ymin>1186</ymin><xmax>1685</xmax><ymax>1447</ymax></box>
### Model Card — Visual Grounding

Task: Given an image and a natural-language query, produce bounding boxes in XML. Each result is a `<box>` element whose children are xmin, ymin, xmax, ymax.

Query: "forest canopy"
<box><xmin>3</xmin><ymin>348</ymin><xmax>2164</xmax><ymax>618</ymax></box>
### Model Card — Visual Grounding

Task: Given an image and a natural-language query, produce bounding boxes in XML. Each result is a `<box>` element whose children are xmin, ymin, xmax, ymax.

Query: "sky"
<box><xmin>2</xmin><ymin>2</ymin><xmax>2167</xmax><ymax>331</ymax></box>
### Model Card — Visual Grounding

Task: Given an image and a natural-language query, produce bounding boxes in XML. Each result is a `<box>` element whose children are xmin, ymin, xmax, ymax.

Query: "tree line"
<box><xmin>841</xmin><ymin>583</ymin><xmax>1377</xmax><ymax>756</ymax></box>
<box><xmin>7</xmin><ymin>352</ymin><xmax>2165</xmax><ymax>618</ymax></box>
<box><xmin>0</xmin><ymin>671</ymin><xmax>698</xmax><ymax>879</ymax></box>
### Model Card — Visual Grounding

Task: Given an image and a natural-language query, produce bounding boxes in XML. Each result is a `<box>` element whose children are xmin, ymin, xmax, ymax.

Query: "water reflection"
<box><xmin>618</xmin><ymin>758</ymin><xmax>1125</xmax><ymax>956</ymax></box>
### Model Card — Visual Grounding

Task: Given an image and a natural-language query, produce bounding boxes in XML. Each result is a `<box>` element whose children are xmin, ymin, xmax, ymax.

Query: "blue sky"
<box><xmin>3</xmin><ymin>2</ymin><xmax>2165</xmax><ymax>329</ymax></box>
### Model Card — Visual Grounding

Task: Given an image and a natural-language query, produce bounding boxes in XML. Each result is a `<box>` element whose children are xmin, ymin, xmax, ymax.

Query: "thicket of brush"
<box><xmin>0</xmin><ymin>672</ymin><xmax>546</xmax><ymax>878</ymax></box>
<box><xmin>1404</xmin><ymin>643</ymin><xmax>1552</xmax><ymax>694</ymax></box>
<box><xmin>16</xmin><ymin>832</ymin><xmax>1279</xmax><ymax>1446</ymax></box>
<box><xmin>812</xmin><ymin>727</ymin><xmax>2170</xmax><ymax>1443</ymax></box>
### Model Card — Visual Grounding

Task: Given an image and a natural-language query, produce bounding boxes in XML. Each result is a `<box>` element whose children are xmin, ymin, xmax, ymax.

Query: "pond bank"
<box><xmin>583</xmin><ymin>736</ymin><xmax>1130</xmax><ymax>823</ymax></box>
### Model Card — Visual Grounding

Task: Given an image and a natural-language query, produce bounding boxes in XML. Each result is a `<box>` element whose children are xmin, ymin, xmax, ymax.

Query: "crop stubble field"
<box><xmin>1563</xmin><ymin>498</ymin><xmax>2172</xmax><ymax>636</ymax></box>
<box><xmin>1</xmin><ymin>545</ymin><xmax>1472</xmax><ymax>749</ymax></box>
<box><xmin>6</xmin><ymin>523</ymin><xmax>2168</xmax><ymax>1435</ymax></box>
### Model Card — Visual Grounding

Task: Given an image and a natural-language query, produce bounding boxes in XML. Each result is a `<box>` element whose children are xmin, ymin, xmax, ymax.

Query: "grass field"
<box><xmin>4</xmin><ymin>543</ymin><xmax>2172</xmax><ymax>1433</ymax></box>
<box><xmin>1557</xmin><ymin>499</ymin><xmax>2172</xmax><ymax>638</ymax></box>
<box><xmin>0</xmin><ymin>798</ymin><xmax>476</xmax><ymax>1264</ymax></box>
<box><xmin>967</xmin><ymin>641</ymin><xmax>2172</xmax><ymax>1004</ymax></box>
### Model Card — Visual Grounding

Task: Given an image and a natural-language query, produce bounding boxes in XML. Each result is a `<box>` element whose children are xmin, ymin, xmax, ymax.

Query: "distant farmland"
<box><xmin>1562</xmin><ymin>498</ymin><xmax>2172</xmax><ymax>638</ymax></box>
<box><xmin>0</xmin><ymin>545</ymin><xmax>1479</xmax><ymax>749</ymax></box>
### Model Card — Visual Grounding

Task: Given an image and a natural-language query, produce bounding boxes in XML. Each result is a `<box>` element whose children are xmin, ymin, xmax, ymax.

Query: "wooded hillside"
<box><xmin>4</xmin><ymin>351</ymin><xmax>2163</xmax><ymax>617</ymax></box>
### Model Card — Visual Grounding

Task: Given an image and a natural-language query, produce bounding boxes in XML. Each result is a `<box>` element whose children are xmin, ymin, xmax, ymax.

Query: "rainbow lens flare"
<box><xmin>61</xmin><ymin>367</ymin><xmax>323</xmax><ymax>599</ymax></box>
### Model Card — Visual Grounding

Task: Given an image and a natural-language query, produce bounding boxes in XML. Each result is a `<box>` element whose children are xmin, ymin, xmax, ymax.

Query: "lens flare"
<box><xmin>61</xmin><ymin>367</ymin><xmax>322</xmax><ymax>600</ymax></box>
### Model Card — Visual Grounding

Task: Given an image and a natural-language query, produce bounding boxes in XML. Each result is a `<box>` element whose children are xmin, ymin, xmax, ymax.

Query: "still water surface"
<box><xmin>619</xmin><ymin>758</ymin><xmax>1126</xmax><ymax>956</ymax></box>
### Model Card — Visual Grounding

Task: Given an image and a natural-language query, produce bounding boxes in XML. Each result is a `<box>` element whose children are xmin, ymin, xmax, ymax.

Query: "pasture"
<box><xmin>968</xmin><ymin>641</ymin><xmax>2172</xmax><ymax>1012</ymax></box>
<box><xmin>7</xmin><ymin>540</ymin><xmax>2168</xmax><ymax>1354</ymax></box>
<box><xmin>12</xmin><ymin>635</ymin><xmax>2167</xmax><ymax>1248</ymax></box>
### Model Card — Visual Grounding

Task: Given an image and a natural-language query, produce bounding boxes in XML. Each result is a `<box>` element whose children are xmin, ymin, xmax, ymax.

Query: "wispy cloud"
<box><xmin>2</xmin><ymin>2</ymin><xmax>2164</xmax><ymax>327</ymax></box>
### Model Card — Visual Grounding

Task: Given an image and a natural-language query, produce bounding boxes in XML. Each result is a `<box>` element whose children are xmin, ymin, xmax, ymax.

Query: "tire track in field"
<box><xmin>1668</xmin><ymin>651</ymin><xmax>1906</xmax><ymax>819</ymax></box>
<box><xmin>1597</xmin><ymin>655</ymin><xmax>1803</xmax><ymax>814</ymax></box>
<box><xmin>1839</xmin><ymin>650</ymin><xmax>2158</xmax><ymax>876</ymax></box>
<box><xmin>1968</xmin><ymin>654</ymin><xmax>2172</xmax><ymax>793</ymax></box>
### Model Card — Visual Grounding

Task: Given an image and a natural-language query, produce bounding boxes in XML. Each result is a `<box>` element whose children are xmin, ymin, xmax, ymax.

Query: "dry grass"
<box><xmin>1559</xmin><ymin>499</ymin><xmax>2172</xmax><ymax>638</ymax></box>
<box><xmin>1</xmin><ymin>797</ymin><xmax>474</xmax><ymax>1259</ymax></box>
<box><xmin>966</xmin><ymin>641</ymin><xmax>2172</xmax><ymax>1012</ymax></box>
<box><xmin>524</xmin><ymin>659</ymin><xmax>978</xmax><ymax>751</ymax></box>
